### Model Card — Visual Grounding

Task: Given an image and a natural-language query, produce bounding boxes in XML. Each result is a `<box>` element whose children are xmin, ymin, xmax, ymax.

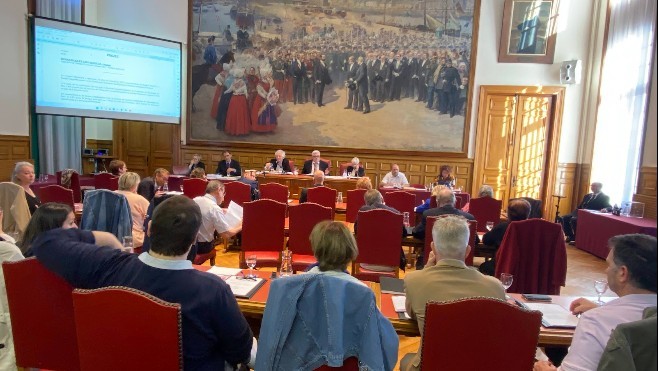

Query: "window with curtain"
<box><xmin>590</xmin><ymin>0</ymin><xmax>656</xmax><ymax>206</ymax></box>
<box><xmin>35</xmin><ymin>0</ymin><xmax>83</xmax><ymax>175</ymax></box>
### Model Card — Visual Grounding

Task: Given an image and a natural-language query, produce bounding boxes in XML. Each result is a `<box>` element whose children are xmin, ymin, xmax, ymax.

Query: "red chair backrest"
<box><xmin>38</xmin><ymin>185</ymin><xmax>75</xmax><ymax>208</ymax></box>
<box><xmin>182</xmin><ymin>178</ymin><xmax>208</xmax><ymax>198</ymax></box>
<box><xmin>355</xmin><ymin>208</ymin><xmax>402</xmax><ymax>267</ymax></box>
<box><xmin>315</xmin><ymin>357</ymin><xmax>359</xmax><ymax>370</ymax></box>
<box><xmin>455</xmin><ymin>195</ymin><xmax>465</xmax><ymax>210</ymax></box>
<box><xmin>424</xmin><ymin>216</ymin><xmax>476</xmax><ymax>266</ymax></box>
<box><xmin>456</xmin><ymin>192</ymin><xmax>471</xmax><ymax>205</ymax></box>
<box><xmin>430</xmin><ymin>195</ymin><xmax>437</xmax><ymax>208</ymax></box>
<box><xmin>260</xmin><ymin>182</ymin><xmax>289</xmax><ymax>203</ymax></box>
<box><xmin>495</xmin><ymin>219</ymin><xmax>567</xmax><ymax>295</ymax></box>
<box><xmin>70</xmin><ymin>171</ymin><xmax>82</xmax><ymax>203</ymax></box>
<box><xmin>382</xmin><ymin>191</ymin><xmax>416</xmax><ymax>225</ymax></box>
<box><xmin>421</xmin><ymin>298</ymin><xmax>542</xmax><ymax>370</ymax></box>
<box><xmin>469</xmin><ymin>197</ymin><xmax>503</xmax><ymax>233</ymax></box>
<box><xmin>167</xmin><ymin>176</ymin><xmax>185</xmax><ymax>192</ymax></box>
<box><xmin>223</xmin><ymin>181</ymin><xmax>252</xmax><ymax>207</ymax></box>
<box><xmin>288</xmin><ymin>160</ymin><xmax>296</xmax><ymax>172</ymax></box>
<box><xmin>94</xmin><ymin>173</ymin><xmax>119</xmax><ymax>191</ymax></box>
<box><xmin>72</xmin><ymin>287</ymin><xmax>182</xmax><ymax>371</ymax></box>
<box><xmin>346</xmin><ymin>189</ymin><xmax>367</xmax><ymax>223</ymax></box>
<box><xmin>2</xmin><ymin>258</ymin><xmax>80</xmax><ymax>370</ymax></box>
<box><xmin>307</xmin><ymin>186</ymin><xmax>337</xmax><ymax>214</ymax></box>
<box><xmin>289</xmin><ymin>203</ymin><xmax>333</xmax><ymax>256</ymax></box>
<box><xmin>242</xmin><ymin>199</ymin><xmax>287</xmax><ymax>252</ymax></box>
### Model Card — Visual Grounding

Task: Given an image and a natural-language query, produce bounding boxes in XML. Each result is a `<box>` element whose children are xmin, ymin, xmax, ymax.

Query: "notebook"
<box><xmin>380</xmin><ymin>277</ymin><xmax>405</xmax><ymax>294</ymax></box>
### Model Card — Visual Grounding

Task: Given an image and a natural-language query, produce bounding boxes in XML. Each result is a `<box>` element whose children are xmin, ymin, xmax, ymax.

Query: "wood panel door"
<box><xmin>474</xmin><ymin>86</ymin><xmax>564</xmax><ymax>217</ymax></box>
<box><xmin>118</xmin><ymin>121</ymin><xmax>176</xmax><ymax>178</ymax></box>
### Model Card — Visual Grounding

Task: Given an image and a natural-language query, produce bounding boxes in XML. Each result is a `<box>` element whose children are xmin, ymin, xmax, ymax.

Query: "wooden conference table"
<box><xmin>195</xmin><ymin>266</ymin><xmax>583</xmax><ymax>347</ymax></box>
<box><xmin>576</xmin><ymin>210</ymin><xmax>657</xmax><ymax>259</ymax></box>
<box><xmin>256</xmin><ymin>173</ymin><xmax>358</xmax><ymax>200</ymax></box>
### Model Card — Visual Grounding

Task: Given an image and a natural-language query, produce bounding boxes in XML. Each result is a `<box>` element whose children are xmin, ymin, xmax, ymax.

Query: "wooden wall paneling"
<box><xmin>121</xmin><ymin>121</ymin><xmax>151</xmax><ymax>177</ymax></box>
<box><xmin>633</xmin><ymin>166</ymin><xmax>657</xmax><ymax>220</ymax></box>
<box><xmin>149</xmin><ymin>124</ymin><xmax>175</xmax><ymax>175</ymax></box>
<box><xmin>573</xmin><ymin>163</ymin><xmax>592</xmax><ymax>210</ymax></box>
<box><xmin>0</xmin><ymin>135</ymin><xmax>31</xmax><ymax>181</ymax></box>
<box><xmin>85</xmin><ymin>139</ymin><xmax>114</xmax><ymax>156</ymax></box>
<box><xmin>554</xmin><ymin>163</ymin><xmax>578</xmax><ymax>219</ymax></box>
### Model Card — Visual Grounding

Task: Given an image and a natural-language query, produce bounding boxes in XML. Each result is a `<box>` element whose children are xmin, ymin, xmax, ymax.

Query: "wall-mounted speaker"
<box><xmin>560</xmin><ymin>60</ymin><xmax>581</xmax><ymax>85</ymax></box>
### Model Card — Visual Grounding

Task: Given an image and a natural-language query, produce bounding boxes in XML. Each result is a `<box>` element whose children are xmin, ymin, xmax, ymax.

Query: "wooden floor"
<box><xmin>210</xmin><ymin>243</ymin><xmax>610</xmax><ymax>370</ymax></box>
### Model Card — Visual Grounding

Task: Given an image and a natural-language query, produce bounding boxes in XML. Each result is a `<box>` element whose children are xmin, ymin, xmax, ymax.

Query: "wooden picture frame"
<box><xmin>185</xmin><ymin>0</ymin><xmax>482</xmax><ymax>158</ymax></box>
<box><xmin>498</xmin><ymin>0</ymin><xmax>558</xmax><ymax>64</ymax></box>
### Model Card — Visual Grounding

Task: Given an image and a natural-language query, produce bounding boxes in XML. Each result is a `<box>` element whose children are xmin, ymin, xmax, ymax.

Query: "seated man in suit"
<box><xmin>299</xmin><ymin>171</ymin><xmax>325</xmax><ymax>203</ymax></box>
<box><xmin>346</xmin><ymin>157</ymin><xmax>365</xmax><ymax>177</ymax></box>
<box><xmin>216</xmin><ymin>150</ymin><xmax>242</xmax><ymax>176</ymax></box>
<box><xmin>562</xmin><ymin>182</ymin><xmax>612</xmax><ymax>244</ymax></box>
<box><xmin>302</xmin><ymin>150</ymin><xmax>330</xmax><ymax>175</ymax></box>
<box><xmin>137</xmin><ymin>168</ymin><xmax>170</xmax><ymax>201</ymax></box>
<box><xmin>401</xmin><ymin>216</ymin><xmax>505</xmax><ymax>371</ymax></box>
<box><xmin>186</xmin><ymin>154</ymin><xmax>205</xmax><ymax>176</ymax></box>
<box><xmin>31</xmin><ymin>196</ymin><xmax>256</xmax><ymax>369</ymax></box>
<box><xmin>413</xmin><ymin>188</ymin><xmax>476</xmax><ymax>269</ymax></box>
<box><xmin>380</xmin><ymin>164</ymin><xmax>409</xmax><ymax>188</ymax></box>
<box><xmin>264</xmin><ymin>149</ymin><xmax>292</xmax><ymax>173</ymax></box>
<box><xmin>354</xmin><ymin>189</ymin><xmax>406</xmax><ymax>271</ymax></box>
<box><xmin>534</xmin><ymin>234</ymin><xmax>657</xmax><ymax>371</ymax></box>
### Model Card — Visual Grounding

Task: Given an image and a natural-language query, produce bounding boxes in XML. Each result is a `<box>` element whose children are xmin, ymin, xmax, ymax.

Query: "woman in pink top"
<box><xmin>115</xmin><ymin>172</ymin><xmax>150</xmax><ymax>248</ymax></box>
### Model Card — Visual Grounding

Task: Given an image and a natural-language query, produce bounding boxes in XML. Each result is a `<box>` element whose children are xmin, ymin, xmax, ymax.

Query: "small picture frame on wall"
<box><xmin>498</xmin><ymin>0</ymin><xmax>558</xmax><ymax>64</ymax></box>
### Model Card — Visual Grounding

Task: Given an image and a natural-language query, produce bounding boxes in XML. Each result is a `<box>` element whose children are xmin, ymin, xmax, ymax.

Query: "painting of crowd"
<box><xmin>189</xmin><ymin>0</ymin><xmax>476</xmax><ymax>152</ymax></box>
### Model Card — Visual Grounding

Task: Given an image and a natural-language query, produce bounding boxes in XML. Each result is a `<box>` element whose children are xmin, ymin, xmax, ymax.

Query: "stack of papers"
<box><xmin>523</xmin><ymin>303</ymin><xmax>579</xmax><ymax>328</ymax></box>
<box><xmin>206</xmin><ymin>266</ymin><xmax>265</xmax><ymax>298</ymax></box>
<box><xmin>224</xmin><ymin>201</ymin><xmax>243</xmax><ymax>230</ymax></box>
<box><xmin>391</xmin><ymin>295</ymin><xmax>411</xmax><ymax>319</ymax></box>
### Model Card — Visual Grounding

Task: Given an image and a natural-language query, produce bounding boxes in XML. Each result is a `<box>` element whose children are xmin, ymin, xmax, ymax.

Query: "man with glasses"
<box><xmin>302</xmin><ymin>150</ymin><xmax>330</xmax><ymax>175</ymax></box>
<box><xmin>216</xmin><ymin>150</ymin><xmax>242</xmax><ymax>176</ymax></box>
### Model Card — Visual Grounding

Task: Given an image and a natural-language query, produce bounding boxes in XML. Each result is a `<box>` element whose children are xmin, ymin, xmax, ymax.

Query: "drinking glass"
<box><xmin>337</xmin><ymin>192</ymin><xmax>343</xmax><ymax>203</ymax></box>
<box><xmin>180</xmin><ymin>184</ymin><xmax>184</xmax><ymax>193</ymax></box>
<box><xmin>486</xmin><ymin>221</ymin><xmax>494</xmax><ymax>231</ymax></box>
<box><xmin>500</xmin><ymin>273</ymin><xmax>513</xmax><ymax>299</ymax></box>
<box><xmin>44</xmin><ymin>174</ymin><xmax>49</xmax><ymax>182</ymax></box>
<box><xmin>594</xmin><ymin>279</ymin><xmax>608</xmax><ymax>304</ymax></box>
<box><xmin>122</xmin><ymin>236</ymin><xmax>134</xmax><ymax>253</ymax></box>
<box><xmin>246</xmin><ymin>254</ymin><xmax>257</xmax><ymax>278</ymax></box>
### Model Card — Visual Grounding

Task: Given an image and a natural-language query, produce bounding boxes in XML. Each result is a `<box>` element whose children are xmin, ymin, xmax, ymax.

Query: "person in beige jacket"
<box><xmin>401</xmin><ymin>215</ymin><xmax>506</xmax><ymax>371</ymax></box>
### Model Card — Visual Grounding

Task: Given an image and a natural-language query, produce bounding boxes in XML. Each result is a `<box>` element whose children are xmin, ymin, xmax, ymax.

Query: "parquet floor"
<box><xmin>211</xmin><ymin>243</ymin><xmax>610</xmax><ymax>370</ymax></box>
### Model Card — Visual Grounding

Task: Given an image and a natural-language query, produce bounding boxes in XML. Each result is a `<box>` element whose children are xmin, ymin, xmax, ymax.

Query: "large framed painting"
<box><xmin>187</xmin><ymin>0</ymin><xmax>481</xmax><ymax>156</ymax></box>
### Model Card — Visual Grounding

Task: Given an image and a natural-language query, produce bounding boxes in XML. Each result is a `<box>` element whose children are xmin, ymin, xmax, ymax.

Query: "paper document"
<box><xmin>391</xmin><ymin>295</ymin><xmax>411</xmax><ymax>319</ymax></box>
<box><xmin>224</xmin><ymin>276</ymin><xmax>266</xmax><ymax>298</ymax></box>
<box><xmin>207</xmin><ymin>266</ymin><xmax>243</xmax><ymax>276</ymax></box>
<box><xmin>523</xmin><ymin>303</ymin><xmax>579</xmax><ymax>328</ymax></box>
<box><xmin>225</xmin><ymin>201</ymin><xmax>243</xmax><ymax>229</ymax></box>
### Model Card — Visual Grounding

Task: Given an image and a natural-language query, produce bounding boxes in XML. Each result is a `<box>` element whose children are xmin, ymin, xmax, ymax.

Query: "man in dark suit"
<box><xmin>265</xmin><ymin>149</ymin><xmax>292</xmax><ymax>172</ymax></box>
<box><xmin>346</xmin><ymin>157</ymin><xmax>365</xmax><ymax>177</ymax></box>
<box><xmin>344</xmin><ymin>56</ymin><xmax>359</xmax><ymax>110</ymax></box>
<box><xmin>299</xmin><ymin>171</ymin><xmax>325</xmax><ymax>203</ymax></box>
<box><xmin>137</xmin><ymin>168</ymin><xmax>170</xmax><ymax>201</ymax></box>
<box><xmin>186</xmin><ymin>154</ymin><xmax>205</xmax><ymax>176</ymax></box>
<box><xmin>355</xmin><ymin>56</ymin><xmax>371</xmax><ymax>114</ymax></box>
<box><xmin>313</xmin><ymin>54</ymin><xmax>331</xmax><ymax>107</ymax></box>
<box><xmin>562</xmin><ymin>182</ymin><xmax>612</xmax><ymax>244</ymax></box>
<box><xmin>301</xmin><ymin>150</ymin><xmax>330</xmax><ymax>175</ymax></box>
<box><xmin>216</xmin><ymin>150</ymin><xmax>242</xmax><ymax>176</ymax></box>
<box><xmin>289</xmin><ymin>54</ymin><xmax>305</xmax><ymax>104</ymax></box>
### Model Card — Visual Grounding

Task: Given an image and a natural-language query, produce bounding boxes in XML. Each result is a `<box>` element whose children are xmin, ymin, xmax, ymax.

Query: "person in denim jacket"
<box><xmin>256</xmin><ymin>221</ymin><xmax>399</xmax><ymax>370</ymax></box>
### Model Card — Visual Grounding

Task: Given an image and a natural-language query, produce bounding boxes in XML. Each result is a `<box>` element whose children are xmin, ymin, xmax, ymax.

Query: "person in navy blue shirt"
<box><xmin>32</xmin><ymin>196</ymin><xmax>253</xmax><ymax>370</ymax></box>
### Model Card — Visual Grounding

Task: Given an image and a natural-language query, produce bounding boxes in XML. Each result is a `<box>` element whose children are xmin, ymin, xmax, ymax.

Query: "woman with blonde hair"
<box><xmin>115</xmin><ymin>172</ymin><xmax>150</xmax><ymax>248</ymax></box>
<box><xmin>306</xmin><ymin>220</ymin><xmax>364</xmax><ymax>286</ymax></box>
<box><xmin>11</xmin><ymin>162</ymin><xmax>40</xmax><ymax>214</ymax></box>
<box><xmin>355</xmin><ymin>177</ymin><xmax>373</xmax><ymax>190</ymax></box>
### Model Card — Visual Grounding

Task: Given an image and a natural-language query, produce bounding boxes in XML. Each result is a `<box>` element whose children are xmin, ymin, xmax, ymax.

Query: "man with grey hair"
<box><xmin>562</xmin><ymin>182</ymin><xmax>612</xmax><ymax>244</ymax></box>
<box><xmin>302</xmin><ymin>150</ymin><xmax>329</xmax><ymax>175</ymax></box>
<box><xmin>478</xmin><ymin>185</ymin><xmax>494</xmax><ymax>198</ymax></box>
<box><xmin>413</xmin><ymin>188</ymin><xmax>475</xmax><ymax>240</ymax></box>
<box><xmin>265</xmin><ymin>149</ymin><xmax>292</xmax><ymax>172</ymax></box>
<box><xmin>191</xmin><ymin>181</ymin><xmax>242</xmax><ymax>261</ymax></box>
<box><xmin>401</xmin><ymin>216</ymin><xmax>505</xmax><ymax>371</ymax></box>
<box><xmin>299</xmin><ymin>170</ymin><xmax>325</xmax><ymax>203</ymax></box>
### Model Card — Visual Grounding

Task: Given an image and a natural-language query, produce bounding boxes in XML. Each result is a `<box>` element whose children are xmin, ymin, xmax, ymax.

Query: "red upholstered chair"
<box><xmin>166</xmin><ymin>176</ymin><xmax>185</xmax><ymax>192</ymax></box>
<box><xmin>289</xmin><ymin>203</ymin><xmax>333</xmax><ymax>272</ymax></box>
<box><xmin>353</xmin><ymin>208</ymin><xmax>402</xmax><ymax>282</ymax></box>
<box><xmin>288</xmin><ymin>160</ymin><xmax>296</xmax><ymax>172</ymax></box>
<box><xmin>338</xmin><ymin>162</ymin><xmax>364</xmax><ymax>176</ymax></box>
<box><xmin>223</xmin><ymin>181</ymin><xmax>252</xmax><ymax>207</ymax></box>
<box><xmin>193</xmin><ymin>247</ymin><xmax>217</xmax><ymax>266</ymax></box>
<box><xmin>72</xmin><ymin>287</ymin><xmax>182</xmax><ymax>371</ymax></box>
<box><xmin>429</xmin><ymin>195</ymin><xmax>437</xmax><ymax>208</ymax></box>
<box><xmin>420</xmin><ymin>298</ymin><xmax>542</xmax><ymax>370</ymax></box>
<box><xmin>182</xmin><ymin>178</ymin><xmax>208</xmax><ymax>198</ymax></box>
<box><xmin>172</xmin><ymin>164</ymin><xmax>189</xmax><ymax>175</ymax></box>
<box><xmin>2</xmin><ymin>258</ymin><xmax>80</xmax><ymax>370</ymax></box>
<box><xmin>495</xmin><ymin>219</ymin><xmax>567</xmax><ymax>295</ymax></box>
<box><xmin>424</xmin><ymin>216</ymin><xmax>476</xmax><ymax>266</ymax></box>
<box><xmin>455</xmin><ymin>194</ymin><xmax>465</xmax><ymax>210</ymax></box>
<box><xmin>383</xmin><ymin>191</ymin><xmax>416</xmax><ymax>226</ymax></box>
<box><xmin>315</xmin><ymin>357</ymin><xmax>359</xmax><ymax>370</ymax></box>
<box><xmin>307</xmin><ymin>186</ymin><xmax>338</xmax><ymax>217</ymax></box>
<box><xmin>345</xmin><ymin>189</ymin><xmax>367</xmax><ymax>223</ymax></box>
<box><xmin>260</xmin><ymin>182</ymin><xmax>289</xmax><ymax>203</ymax></box>
<box><xmin>39</xmin><ymin>184</ymin><xmax>75</xmax><ymax>208</ymax></box>
<box><xmin>241</xmin><ymin>199</ymin><xmax>287</xmax><ymax>268</ymax></box>
<box><xmin>469</xmin><ymin>197</ymin><xmax>503</xmax><ymax>233</ymax></box>
<box><xmin>94</xmin><ymin>172</ymin><xmax>119</xmax><ymax>191</ymax></box>
<box><xmin>59</xmin><ymin>171</ymin><xmax>82</xmax><ymax>203</ymax></box>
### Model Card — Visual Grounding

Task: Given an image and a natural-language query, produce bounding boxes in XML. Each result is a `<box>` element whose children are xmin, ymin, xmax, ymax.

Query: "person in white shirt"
<box><xmin>534</xmin><ymin>234</ymin><xmax>657</xmax><ymax>371</ymax></box>
<box><xmin>192</xmin><ymin>181</ymin><xmax>242</xmax><ymax>257</ymax></box>
<box><xmin>380</xmin><ymin>164</ymin><xmax>409</xmax><ymax>188</ymax></box>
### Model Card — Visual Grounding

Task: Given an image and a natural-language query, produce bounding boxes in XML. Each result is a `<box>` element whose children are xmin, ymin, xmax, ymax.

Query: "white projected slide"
<box><xmin>34</xmin><ymin>18</ymin><xmax>181</xmax><ymax>124</ymax></box>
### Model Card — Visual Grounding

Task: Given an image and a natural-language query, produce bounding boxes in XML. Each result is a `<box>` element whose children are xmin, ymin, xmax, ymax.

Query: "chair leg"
<box><xmin>210</xmin><ymin>256</ymin><xmax>215</xmax><ymax>266</ymax></box>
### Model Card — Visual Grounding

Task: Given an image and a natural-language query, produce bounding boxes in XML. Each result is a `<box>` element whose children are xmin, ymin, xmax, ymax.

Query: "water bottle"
<box><xmin>279</xmin><ymin>249</ymin><xmax>293</xmax><ymax>277</ymax></box>
<box><xmin>337</xmin><ymin>192</ymin><xmax>343</xmax><ymax>204</ymax></box>
<box><xmin>163</xmin><ymin>181</ymin><xmax>169</xmax><ymax>192</ymax></box>
<box><xmin>342</xmin><ymin>169</ymin><xmax>348</xmax><ymax>177</ymax></box>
